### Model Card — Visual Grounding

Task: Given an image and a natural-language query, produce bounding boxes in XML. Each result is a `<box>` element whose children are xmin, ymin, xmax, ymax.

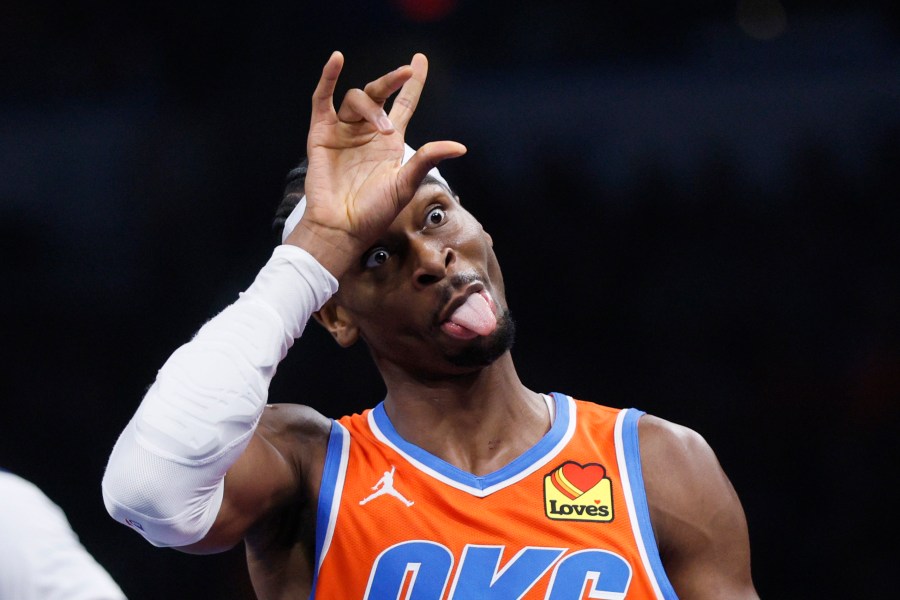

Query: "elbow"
<box><xmin>101</xmin><ymin>423</ymin><xmax>224</xmax><ymax>548</ymax></box>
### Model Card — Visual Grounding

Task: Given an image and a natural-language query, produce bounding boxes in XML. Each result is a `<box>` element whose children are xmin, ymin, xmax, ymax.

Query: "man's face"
<box><xmin>326</xmin><ymin>182</ymin><xmax>515</xmax><ymax>378</ymax></box>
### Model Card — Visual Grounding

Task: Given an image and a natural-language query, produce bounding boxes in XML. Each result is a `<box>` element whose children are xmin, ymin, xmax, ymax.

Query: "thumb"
<box><xmin>395</xmin><ymin>141</ymin><xmax>467</xmax><ymax>202</ymax></box>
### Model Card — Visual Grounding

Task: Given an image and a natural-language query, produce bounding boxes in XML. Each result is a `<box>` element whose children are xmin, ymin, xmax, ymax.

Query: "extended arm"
<box><xmin>101</xmin><ymin>246</ymin><xmax>336</xmax><ymax>550</ymax></box>
<box><xmin>639</xmin><ymin>415</ymin><xmax>759</xmax><ymax>599</ymax></box>
<box><xmin>101</xmin><ymin>51</ymin><xmax>464</xmax><ymax>552</ymax></box>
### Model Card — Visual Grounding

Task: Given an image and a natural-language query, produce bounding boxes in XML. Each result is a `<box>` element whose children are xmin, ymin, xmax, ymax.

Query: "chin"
<box><xmin>447</xmin><ymin>309</ymin><xmax>516</xmax><ymax>368</ymax></box>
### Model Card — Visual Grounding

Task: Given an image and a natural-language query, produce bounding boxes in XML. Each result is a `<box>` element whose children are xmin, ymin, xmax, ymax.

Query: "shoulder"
<box><xmin>255</xmin><ymin>403</ymin><xmax>333</xmax><ymax>480</ymax></box>
<box><xmin>636</xmin><ymin>414</ymin><xmax>725</xmax><ymax>539</ymax></box>
<box><xmin>637</xmin><ymin>414</ymin><xmax>758</xmax><ymax>598</ymax></box>
<box><xmin>0</xmin><ymin>472</ymin><xmax>65</xmax><ymax>528</ymax></box>
<box><xmin>638</xmin><ymin>414</ymin><xmax>717</xmax><ymax>479</ymax></box>
<box><xmin>637</xmin><ymin>414</ymin><xmax>736</xmax><ymax>535</ymax></box>
<box><xmin>225</xmin><ymin>403</ymin><xmax>333</xmax><ymax>510</ymax></box>
<box><xmin>257</xmin><ymin>402</ymin><xmax>333</xmax><ymax>487</ymax></box>
<box><xmin>0</xmin><ymin>470</ymin><xmax>40</xmax><ymax>499</ymax></box>
<box><xmin>0</xmin><ymin>473</ymin><xmax>126</xmax><ymax>599</ymax></box>
<box><xmin>258</xmin><ymin>403</ymin><xmax>332</xmax><ymax>441</ymax></box>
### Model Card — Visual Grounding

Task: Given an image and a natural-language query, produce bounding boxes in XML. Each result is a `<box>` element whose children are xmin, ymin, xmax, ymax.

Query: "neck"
<box><xmin>376</xmin><ymin>353</ymin><xmax>550</xmax><ymax>476</ymax></box>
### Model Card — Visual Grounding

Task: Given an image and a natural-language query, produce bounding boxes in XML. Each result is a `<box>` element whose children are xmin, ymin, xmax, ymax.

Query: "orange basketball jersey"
<box><xmin>311</xmin><ymin>393</ymin><xmax>678</xmax><ymax>599</ymax></box>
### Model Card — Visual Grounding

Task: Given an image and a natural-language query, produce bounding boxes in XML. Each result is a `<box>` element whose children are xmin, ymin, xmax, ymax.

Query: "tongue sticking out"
<box><xmin>448</xmin><ymin>293</ymin><xmax>497</xmax><ymax>336</ymax></box>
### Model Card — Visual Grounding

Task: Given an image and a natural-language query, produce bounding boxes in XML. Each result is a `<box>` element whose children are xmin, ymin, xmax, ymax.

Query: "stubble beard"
<box><xmin>446</xmin><ymin>308</ymin><xmax>517</xmax><ymax>368</ymax></box>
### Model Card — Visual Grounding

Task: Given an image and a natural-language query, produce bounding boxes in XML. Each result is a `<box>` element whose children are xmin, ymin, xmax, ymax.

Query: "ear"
<box><xmin>312</xmin><ymin>300</ymin><xmax>359</xmax><ymax>348</ymax></box>
<box><xmin>480</xmin><ymin>223</ymin><xmax>493</xmax><ymax>247</ymax></box>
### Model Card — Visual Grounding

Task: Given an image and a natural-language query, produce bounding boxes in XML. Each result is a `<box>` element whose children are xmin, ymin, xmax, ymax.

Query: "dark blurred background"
<box><xmin>2</xmin><ymin>0</ymin><xmax>897</xmax><ymax>597</ymax></box>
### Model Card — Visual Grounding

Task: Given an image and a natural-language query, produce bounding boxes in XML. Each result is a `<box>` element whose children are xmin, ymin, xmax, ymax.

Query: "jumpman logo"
<box><xmin>359</xmin><ymin>465</ymin><xmax>414</xmax><ymax>507</ymax></box>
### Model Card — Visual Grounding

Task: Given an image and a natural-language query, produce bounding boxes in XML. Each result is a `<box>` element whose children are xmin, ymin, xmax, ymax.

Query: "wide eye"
<box><xmin>364</xmin><ymin>247</ymin><xmax>391</xmax><ymax>269</ymax></box>
<box><xmin>425</xmin><ymin>206</ymin><xmax>446</xmax><ymax>228</ymax></box>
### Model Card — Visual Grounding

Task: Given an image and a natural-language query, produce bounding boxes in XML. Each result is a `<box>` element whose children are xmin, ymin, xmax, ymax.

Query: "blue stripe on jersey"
<box><xmin>370</xmin><ymin>392</ymin><xmax>571</xmax><ymax>491</ymax></box>
<box><xmin>621</xmin><ymin>409</ymin><xmax>679</xmax><ymax>599</ymax></box>
<box><xmin>310</xmin><ymin>420</ymin><xmax>349</xmax><ymax>600</ymax></box>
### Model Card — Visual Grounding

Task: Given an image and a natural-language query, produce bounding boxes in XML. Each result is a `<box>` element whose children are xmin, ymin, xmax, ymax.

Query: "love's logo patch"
<box><xmin>543</xmin><ymin>461</ymin><xmax>614</xmax><ymax>522</ymax></box>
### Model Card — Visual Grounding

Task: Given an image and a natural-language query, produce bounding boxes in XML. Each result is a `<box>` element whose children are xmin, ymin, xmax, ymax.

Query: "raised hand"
<box><xmin>285</xmin><ymin>51</ymin><xmax>466</xmax><ymax>276</ymax></box>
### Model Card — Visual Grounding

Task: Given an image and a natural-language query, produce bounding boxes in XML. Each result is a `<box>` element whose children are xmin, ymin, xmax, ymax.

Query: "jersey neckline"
<box><xmin>367</xmin><ymin>392</ymin><xmax>576</xmax><ymax>497</ymax></box>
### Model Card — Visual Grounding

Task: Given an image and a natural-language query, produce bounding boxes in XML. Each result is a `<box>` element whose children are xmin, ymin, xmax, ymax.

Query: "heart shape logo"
<box><xmin>550</xmin><ymin>461</ymin><xmax>606</xmax><ymax>499</ymax></box>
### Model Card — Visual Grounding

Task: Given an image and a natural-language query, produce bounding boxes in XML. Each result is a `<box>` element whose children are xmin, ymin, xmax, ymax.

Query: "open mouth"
<box><xmin>440</xmin><ymin>289</ymin><xmax>497</xmax><ymax>339</ymax></box>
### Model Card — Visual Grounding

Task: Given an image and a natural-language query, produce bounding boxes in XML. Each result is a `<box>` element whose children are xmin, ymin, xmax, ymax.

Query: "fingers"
<box><xmin>363</xmin><ymin>65</ymin><xmax>413</xmax><ymax>105</ymax></box>
<box><xmin>388</xmin><ymin>53</ymin><xmax>428</xmax><ymax>133</ymax></box>
<box><xmin>315</xmin><ymin>52</ymin><xmax>430</xmax><ymax>137</ymax></box>
<box><xmin>311</xmin><ymin>51</ymin><xmax>344</xmax><ymax>124</ymax></box>
<box><xmin>333</xmin><ymin>62</ymin><xmax>415</xmax><ymax>135</ymax></box>
<box><xmin>396</xmin><ymin>141</ymin><xmax>467</xmax><ymax>200</ymax></box>
<box><xmin>336</xmin><ymin>88</ymin><xmax>396</xmax><ymax>134</ymax></box>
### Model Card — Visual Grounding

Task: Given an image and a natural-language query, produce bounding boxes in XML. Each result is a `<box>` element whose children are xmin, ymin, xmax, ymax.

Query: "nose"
<box><xmin>411</xmin><ymin>236</ymin><xmax>454</xmax><ymax>289</ymax></box>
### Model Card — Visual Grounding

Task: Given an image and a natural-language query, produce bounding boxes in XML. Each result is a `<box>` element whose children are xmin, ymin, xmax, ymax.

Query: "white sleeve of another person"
<box><xmin>0</xmin><ymin>471</ymin><xmax>127</xmax><ymax>600</ymax></box>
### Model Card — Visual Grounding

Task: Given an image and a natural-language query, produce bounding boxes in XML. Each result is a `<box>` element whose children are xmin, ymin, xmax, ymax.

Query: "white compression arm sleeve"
<box><xmin>101</xmin><ymin>245</ymin><xmax>338</xmax><ymax>547</ymax></box>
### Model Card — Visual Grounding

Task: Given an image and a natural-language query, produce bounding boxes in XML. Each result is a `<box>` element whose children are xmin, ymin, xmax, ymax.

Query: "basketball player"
<box><xmin>2</xmin><ymin>470</ymin><xmax>126</xmax><ymax>599</ymax></box>
<box><xmin>102</xmin><ymin>51</ymin><xmax>758</xmax><ymax>598</ymax></box>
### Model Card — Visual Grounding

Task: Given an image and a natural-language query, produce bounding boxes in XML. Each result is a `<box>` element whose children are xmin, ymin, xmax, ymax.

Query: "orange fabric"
<box><xmin>313</xmin><ymin>397</ymin><xmax>673</xmax><ymax>599</ymax></box>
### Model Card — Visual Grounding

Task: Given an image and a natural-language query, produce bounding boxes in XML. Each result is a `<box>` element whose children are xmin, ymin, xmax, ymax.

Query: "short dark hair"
<box><xmin>272</xmin><ymin>159</ymin><xmax>309</xmax><ymax>241</ymax></box>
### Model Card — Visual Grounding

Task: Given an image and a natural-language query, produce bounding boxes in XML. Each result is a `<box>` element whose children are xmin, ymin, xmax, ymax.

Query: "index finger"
<box><xmin>311</xmin><ymin>51</ymin><xmax>344</xmax><ymax>124</ymax></box>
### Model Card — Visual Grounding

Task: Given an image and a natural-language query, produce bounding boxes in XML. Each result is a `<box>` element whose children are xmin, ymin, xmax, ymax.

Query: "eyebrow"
<box><xmin>421</xmin><ymin>176</ymin><xmax>457</xmax><ymax>198</ymax></box>
<box><xmin>418</xmin><ymin>184</ymin><xmax>461</xmax><ymax>208</ymax></box>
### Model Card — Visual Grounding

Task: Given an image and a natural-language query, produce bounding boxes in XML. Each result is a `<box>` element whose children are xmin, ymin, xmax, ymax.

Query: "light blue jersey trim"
<box><xmin>310</xmin><ymin>420</ymin><xmax>350</xmax><ymax>600</ymax></box>
<box><xmin>621</xmin><ymin>409</ymin><xmax>679</xmax><ymax>599</ymax></box>
<box><xmin>370</xmin><ymin>392</ymin><xmax>572</xmax><ymax>494</ymax></box>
